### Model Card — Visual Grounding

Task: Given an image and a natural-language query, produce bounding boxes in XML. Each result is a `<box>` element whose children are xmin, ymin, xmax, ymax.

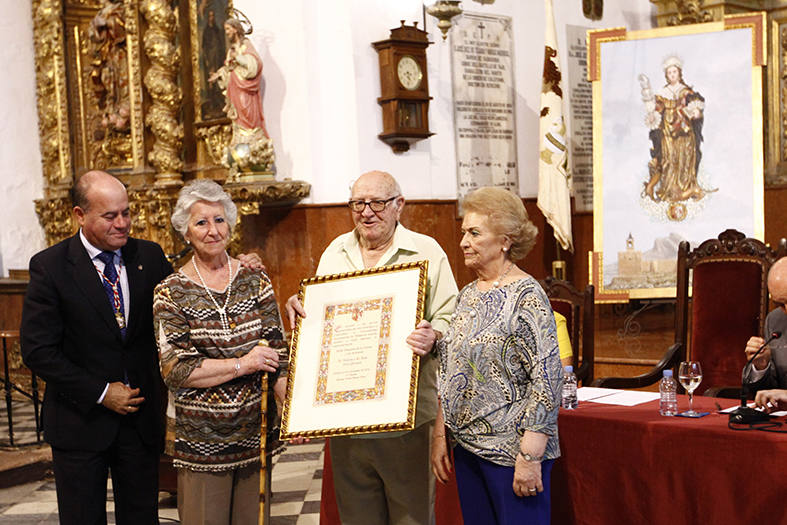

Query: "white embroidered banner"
<box><xmin>537</xmin><ymin>0</ymin><xmax>573</xmax><ymax>252</ymax></box>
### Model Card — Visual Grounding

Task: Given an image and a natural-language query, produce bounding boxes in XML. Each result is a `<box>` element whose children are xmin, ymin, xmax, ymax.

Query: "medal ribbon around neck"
<box><xmin>96</xmin><ymin>259</ymin><xmax>125</xmax><ymax>329</ymax></box>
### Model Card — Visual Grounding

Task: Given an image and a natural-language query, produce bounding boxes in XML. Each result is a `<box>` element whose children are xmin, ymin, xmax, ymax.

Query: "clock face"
<box><xmin>397</xmin><ymin>55</ymin><xmax>423</xmax><ymax>91</ymax></box>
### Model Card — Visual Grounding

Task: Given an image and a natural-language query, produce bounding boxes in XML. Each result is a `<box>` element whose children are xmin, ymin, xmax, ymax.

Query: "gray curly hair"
<box><xmin>170</xmin><ymin>179</ymin><xmax>238</xmax><ymax>237</ymax></box>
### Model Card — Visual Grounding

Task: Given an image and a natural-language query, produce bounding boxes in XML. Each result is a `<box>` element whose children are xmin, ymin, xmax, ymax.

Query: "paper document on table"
<box><xmin>577</xmin><ymin>387</ymin><xmax>622</xmax><ymax>402</ymax></box>
<box><xmin>588</xmin><ymin>390</ymin><xmax>661</xmax><ymax>406</ymax></box>
<box><xmin>720</xmin><ymin>402</ymin><xmax>787</xmax><ymax>417</ymax></box>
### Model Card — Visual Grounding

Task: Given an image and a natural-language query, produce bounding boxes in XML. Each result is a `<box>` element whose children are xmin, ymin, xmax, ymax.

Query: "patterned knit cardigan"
<box><xmin>154</xmin><ymin>267</ymin><xmax>288</xmax><ymax>472</ymax></box>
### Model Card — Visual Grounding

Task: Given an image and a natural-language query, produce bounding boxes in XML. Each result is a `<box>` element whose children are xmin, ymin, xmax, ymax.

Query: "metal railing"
<box><xmin>0</xmin><ymin>330</ymin><xmax>42</xmax><ymax>446</ymax></box>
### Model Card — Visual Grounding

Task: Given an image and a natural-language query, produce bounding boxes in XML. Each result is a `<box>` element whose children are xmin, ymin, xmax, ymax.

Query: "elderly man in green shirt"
<box><xmin>286</xmin><ymin>170</ymin><xmax>458</xmax><ymax>525</ymax></box>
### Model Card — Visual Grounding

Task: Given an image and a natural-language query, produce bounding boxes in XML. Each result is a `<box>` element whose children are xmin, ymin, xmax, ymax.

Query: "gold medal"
<box><xmin>116</xmin><ymin>313</ymin><xmax>126</xmax><ymax>329</ymax></box>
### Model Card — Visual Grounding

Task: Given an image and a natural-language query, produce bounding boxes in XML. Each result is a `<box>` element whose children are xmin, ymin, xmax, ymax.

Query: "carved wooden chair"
<box><xmin>593</xmin><ymin>229</ymin><xmax>781</xmax><ymax>394</ymax></box>
<box><xmin>538</xmin><ymin>277</ymin><xmax>595</xmax><ymax>386</ymax></box>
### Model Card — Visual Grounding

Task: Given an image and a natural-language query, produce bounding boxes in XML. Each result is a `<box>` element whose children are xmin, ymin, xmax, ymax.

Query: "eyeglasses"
<box><xmin>348</xmin><ymin>196</ymin><xmax>399</xmax><ymax>213</ymax></box>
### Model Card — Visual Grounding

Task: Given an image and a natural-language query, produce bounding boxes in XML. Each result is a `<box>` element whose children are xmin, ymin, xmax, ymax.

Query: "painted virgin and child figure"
<box><xmin>639</xmin><ymin>56</ymin><xmax>714</xmax><ymax>209</ymax></box>
<box><xmin>208</xmin><ymin>16</ymin><xmax>274</xmax><ymax>179</ymax></box>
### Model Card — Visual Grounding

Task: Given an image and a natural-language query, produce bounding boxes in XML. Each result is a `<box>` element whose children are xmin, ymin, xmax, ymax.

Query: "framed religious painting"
<box><xmin>280</xmin><ymin>261</ymin><xmax>428</xmax><ymax>439</ymax></box>
<box><xmin>588</xmin><ymin>13</ymin><xmax>766</xmax><ymax>302</ymax></box>
<box><xmin>190</xmin><ymin>0</ymin><xmax>231</xmax><ymax>123</ymax></box>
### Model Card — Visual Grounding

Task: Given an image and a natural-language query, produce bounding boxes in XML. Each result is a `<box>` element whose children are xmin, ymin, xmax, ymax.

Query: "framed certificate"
<box><xmin>280</xmin><ymin>261</ymin><xmax>428</xmax><ymax>438</ymax></box>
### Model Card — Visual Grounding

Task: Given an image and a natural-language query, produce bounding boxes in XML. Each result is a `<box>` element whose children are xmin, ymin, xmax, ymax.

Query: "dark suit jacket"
<box><xmin>745</xmin><ymin>308</ymin><xmax>787</xmax><ymax>392</ymax></box>
<box><xmin>21</xmin><ymin>234</ymin><xmax>173</xmax><ymax>451</ymax></box>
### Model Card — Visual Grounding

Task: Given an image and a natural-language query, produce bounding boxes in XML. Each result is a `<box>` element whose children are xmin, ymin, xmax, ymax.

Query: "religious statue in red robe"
<box><xmin>208</xmin><ymin>16</ymin><xmax>274</xmax><ymax>180</ymax></box>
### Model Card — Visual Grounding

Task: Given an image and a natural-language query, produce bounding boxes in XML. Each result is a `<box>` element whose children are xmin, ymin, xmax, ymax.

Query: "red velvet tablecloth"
<box><xmin>319</xmin><ymin>396</ymin><xmax>787</xmax><ymax>524</ymax></box>
<box><xmin>552</xmin><ymin>396</ymin><xmax>787</xmax><ymax>525</ymax></box>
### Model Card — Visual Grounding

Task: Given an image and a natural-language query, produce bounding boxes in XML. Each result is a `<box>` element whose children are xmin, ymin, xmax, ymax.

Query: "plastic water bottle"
<box><xmin>659</xmin><ymin>369</ymin><xmax>678</xmax><ymax>416</ymax></box>
<box><xmin>561</xmin><ymin>365</ymin><xmax>578</xmax><ymax>409</ymax></box>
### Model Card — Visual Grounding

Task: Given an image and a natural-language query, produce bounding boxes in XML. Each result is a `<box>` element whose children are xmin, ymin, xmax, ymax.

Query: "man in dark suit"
<box><xmin>743</xmin><ymin>257</ymin><xmax>787</xmax><ymax>391</ymax></box>
<box><xmin>21</xmin><ymin>170</ymin><xmax>172</xmax><ymax>524</ymax></box>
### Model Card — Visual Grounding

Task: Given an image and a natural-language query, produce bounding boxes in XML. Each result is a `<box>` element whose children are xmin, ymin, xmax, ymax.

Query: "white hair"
<box><xmin>170</xmin><ymin>179</ymin><xmax>238</xmax><ymax>237</ymax></box>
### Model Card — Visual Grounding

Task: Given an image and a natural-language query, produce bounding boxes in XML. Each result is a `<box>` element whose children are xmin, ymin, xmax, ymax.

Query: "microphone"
<box><xmin>729</xmin><ymin>331</ymin><xmax>782</xmax><ymax>424</ymax></box>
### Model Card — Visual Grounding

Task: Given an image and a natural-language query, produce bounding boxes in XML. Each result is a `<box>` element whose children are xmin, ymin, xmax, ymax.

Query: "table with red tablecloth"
<box><xmin>552</xmin><ymin>395</ymin><xmax>787</xmax><ymax>525</ymax></box>
<box><xmin>319</xmin><ymin>395</ymin><xmax>787</xmax><ymax>524</ymax></box>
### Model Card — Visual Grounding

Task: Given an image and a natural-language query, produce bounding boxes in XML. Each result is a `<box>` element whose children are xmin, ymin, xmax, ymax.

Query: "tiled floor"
<box><xmin>0</xmin><ymin>400</ymin><xmax>42</xmax><ymax>448</ymax></box>
<box><xmin>0</xmin><ymin>400</ymin><xmax>324</xmax><ymax>524</ymax></box>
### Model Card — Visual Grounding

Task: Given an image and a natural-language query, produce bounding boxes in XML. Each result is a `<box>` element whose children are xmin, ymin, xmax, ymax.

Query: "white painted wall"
<box><xmin>240</xmin><ymin>0</ymin><xmax>655</xmax><ymax>201</ymax></box>
<box><xmin>0</xmin><ymin>0</ymin><xmax>45</xmax><ymax>276</ymax></box>
<box><xmin>0</xmin><ymin>0</ymin><xmax>655</xmax><ymax>275</ymax></box>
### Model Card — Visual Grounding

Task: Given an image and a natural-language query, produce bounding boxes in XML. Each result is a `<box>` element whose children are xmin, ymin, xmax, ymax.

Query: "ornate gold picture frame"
<box><xmin>588</xmin><ymin>13</ymin><xmax>766</xmax><ymax>302</ymax></box>
<box><xmin>281</xmin><ymin>261</ymin><xmax>428</xmax><ymax>439</ymax></box>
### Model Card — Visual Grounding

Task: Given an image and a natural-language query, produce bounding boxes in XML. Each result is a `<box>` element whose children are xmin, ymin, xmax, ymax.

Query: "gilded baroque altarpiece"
<box><xmin>31</xmin><ymin>0</ymin><xmax>309</xmax><ymax>256</ymax></box>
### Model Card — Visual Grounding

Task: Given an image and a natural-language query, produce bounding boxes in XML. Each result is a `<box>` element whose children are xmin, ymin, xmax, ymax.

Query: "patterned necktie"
<box><xmin>96</xmin><ymin>250</ymin><xmax>126</xmax><ymax>338</ymax></box>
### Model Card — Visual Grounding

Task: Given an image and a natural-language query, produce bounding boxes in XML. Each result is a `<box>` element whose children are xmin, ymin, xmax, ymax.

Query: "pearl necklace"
<box><xmin>492</xmin><ymin>261</ymin><xmax>514</xmax><ymax>288</ymax></box>
<box><xmin>192</xmin><ymin>252</ymin><xmax>234</xmax><ymax>340</ymax></box>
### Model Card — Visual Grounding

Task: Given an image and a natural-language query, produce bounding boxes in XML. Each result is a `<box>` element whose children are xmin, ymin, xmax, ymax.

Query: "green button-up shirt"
<box><xmin>316</xmin><ymin>223</ymin><xmax>458</xmax><ymax>430</ymax></box>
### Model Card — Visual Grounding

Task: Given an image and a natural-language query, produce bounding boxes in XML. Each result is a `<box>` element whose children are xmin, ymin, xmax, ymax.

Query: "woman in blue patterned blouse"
<box><xmin>430</xmin><ymin>186</ymin><xmax>562</xmax><ymax>524</ymax></box>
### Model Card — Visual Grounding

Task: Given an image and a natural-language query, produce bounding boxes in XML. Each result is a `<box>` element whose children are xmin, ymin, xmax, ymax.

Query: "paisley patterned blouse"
<box><xmin>437</xmin><ymin>276</ymin><xmax>562</xmax><ymax>466</ymax></box>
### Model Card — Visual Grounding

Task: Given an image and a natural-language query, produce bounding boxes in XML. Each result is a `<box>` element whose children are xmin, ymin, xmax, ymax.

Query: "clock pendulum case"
<box><xmin>372</xmin><ymin>21</ymin><xmax>434</xmax><ymax>153</ymax></box>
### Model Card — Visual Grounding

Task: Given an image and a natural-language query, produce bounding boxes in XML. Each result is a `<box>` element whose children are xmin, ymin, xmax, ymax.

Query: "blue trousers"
<box><xmin>453</xmin><ymin>445</ymin><xmax>553</xmax><ymax>525</ymax></box>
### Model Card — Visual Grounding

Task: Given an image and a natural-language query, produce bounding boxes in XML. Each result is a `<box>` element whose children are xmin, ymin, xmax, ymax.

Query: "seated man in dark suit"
<box><xmin>743</xmin><ymin>257</ymin><xmax>787</xmax><ymax>392</ymax></box>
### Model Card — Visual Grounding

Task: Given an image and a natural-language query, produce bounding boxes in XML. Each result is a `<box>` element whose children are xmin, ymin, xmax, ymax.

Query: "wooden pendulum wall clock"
<box><xmin>372</xmin><ymin>21</ymin><xmax>434</xmax><ymax>153</ymax></box>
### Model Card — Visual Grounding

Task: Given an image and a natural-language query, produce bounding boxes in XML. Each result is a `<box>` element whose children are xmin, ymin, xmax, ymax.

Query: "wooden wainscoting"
<box><xmin>240</xmin><ymin>198</ymin><xmax>592</xmax><ymax>323</ymax></box>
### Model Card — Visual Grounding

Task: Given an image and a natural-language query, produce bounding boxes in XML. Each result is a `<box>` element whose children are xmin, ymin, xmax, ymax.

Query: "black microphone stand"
<box><xmin>729</xmin><ymin>331</ymin><xmax>782</xmax><ymax>424</ymax></box>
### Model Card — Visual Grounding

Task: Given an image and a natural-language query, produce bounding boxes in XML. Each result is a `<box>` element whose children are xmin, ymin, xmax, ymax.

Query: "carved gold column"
<box><xmin>32</xmin><ymin>0</ymin><xmax>75</xmax><ymax>246</ymax></box>
<box><xmin>141</xmin><ymin>0</ymin><xmax>183</xmax><ymax>187</ymax></box>
<box><xmin>32</xmin><ymin>0</ymin><xmax>73</xmax><ymax>191</ymax></box>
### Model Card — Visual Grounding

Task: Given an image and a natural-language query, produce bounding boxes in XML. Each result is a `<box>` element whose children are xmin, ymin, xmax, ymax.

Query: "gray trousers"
<box><xmin>330</xmin><ymin>422</ymin><xmax>435</xmax><ymax>525</ymax></box>
<box><xmin>177</xmin><ymin>462</ymin><xmax>260</xmax><ymax>525</ymax></box>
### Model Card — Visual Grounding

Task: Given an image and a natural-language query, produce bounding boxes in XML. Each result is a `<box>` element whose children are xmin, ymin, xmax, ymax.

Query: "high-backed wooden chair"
<box><xmin>539</xmin><ymin>277</ymin><xmax>595</xmax><ymax>385</ymax></box>
<box><xmin>593</xmin><ymin>229</ymin><xmax>780</xmax><ymax>394</ymax></box>
<box><xmin>679</xmin><ymin>230</ymin><xmax>780</xmax><ymax>396</ymax></box>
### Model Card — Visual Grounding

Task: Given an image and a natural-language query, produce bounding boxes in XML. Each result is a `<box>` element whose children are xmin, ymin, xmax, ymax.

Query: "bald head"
<box><xmin>769</xmin><ymin>257</ymin><xmax>787</xmax><ymax>305</ymax></box>
<box><xmin>351</xmin><ymin>171</ymin><xmax>402</xmax><ymax>199</ymax></box>
<box><xmin>72</xmin><ymin>170</ymin><xmax>127</xmax><ymax>212</ymax></box>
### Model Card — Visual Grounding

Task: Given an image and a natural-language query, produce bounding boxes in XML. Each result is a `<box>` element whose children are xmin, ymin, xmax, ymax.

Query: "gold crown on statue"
<box><xmin>661</xmin><ymin>54</ymin><xmax>683</xmax><ymax>72</ymax></box>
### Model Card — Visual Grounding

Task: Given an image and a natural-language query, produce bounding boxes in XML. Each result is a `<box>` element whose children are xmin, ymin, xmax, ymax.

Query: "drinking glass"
<box><xmin>678</xmin><ymin>361</ymin><xmax>703</xmax><ymax>416</ymax></box>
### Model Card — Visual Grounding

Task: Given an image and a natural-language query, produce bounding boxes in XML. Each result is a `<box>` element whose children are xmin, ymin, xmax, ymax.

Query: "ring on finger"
<box><xmin>528</xmin><ymin>488</ymin><xmax>537</xmax><ymax>493</ymax></box>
